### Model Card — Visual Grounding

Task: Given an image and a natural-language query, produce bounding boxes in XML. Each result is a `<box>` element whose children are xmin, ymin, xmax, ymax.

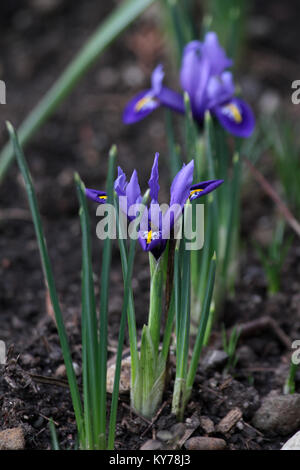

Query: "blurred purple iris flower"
<box><xmin>123</xmin><ymin>32</ymin><xmax>254</xmax><ymax>138</ymax></box>
<box><xmin>85</xmin><ymin>153</ymin><xmax>223</xmax><ymax>259</ymax></box>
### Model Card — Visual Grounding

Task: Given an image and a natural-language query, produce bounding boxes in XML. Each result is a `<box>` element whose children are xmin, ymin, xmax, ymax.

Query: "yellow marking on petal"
<box><xmin>135</xmin><ymin>96</ymin><xmax>155</xmax><ymax>112</ymax></box>
<box><xmin>189</xmin><ymin>188</ymin><xmax>204</xmax><ymax>198</ymax></box>
<box><xmin>147</xmin><ymin>230</ymin><xmax>152</xmax><ymax>245</ymax></box>
<box><xmin>225</xmin><ymin>103</ymin><xmax>242</xmax><ymax>123</ymax></box>
<box><xmin>99</xmin><ymin>195</ymin><xmax>107</xmax><ymax>200</ymax></box>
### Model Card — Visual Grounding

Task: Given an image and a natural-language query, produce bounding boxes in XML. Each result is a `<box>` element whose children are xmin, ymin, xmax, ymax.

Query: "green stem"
<box><xmin>148</xmin><ymin>253</ymin><xmax>165</xmax><ymax>355</ymax></box>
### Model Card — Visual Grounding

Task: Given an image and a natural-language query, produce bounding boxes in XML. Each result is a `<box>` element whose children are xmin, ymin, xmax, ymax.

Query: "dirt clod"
<box><xmin>0</xmin><ymin>427</ymin><xmax>25</xmax><ymax>450</ymax></box>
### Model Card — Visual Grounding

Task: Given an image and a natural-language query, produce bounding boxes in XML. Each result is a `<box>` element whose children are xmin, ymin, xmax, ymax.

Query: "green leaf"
<box><xmin>148</xmin><ymin>252</ymin><xmax>166</xmax><ymax>355</ymax></box>
<box><xmin>75</xmin><ymin>173</ymin><xmax>99</xmax><ymax>449</ymax></box>
<box><xmin>49</xmin><ymin>420</ymin><xmax>60</xmax><ymax>451</ymax></box>
<box><xmin>108</xmin><ymin>224</ymin><xmax>139</xmax><ymax>449</ymax></box>
<box><xmin>7</xmin><ymin>122</ymin><xmax>84</xmax><ymax>443</ymax></box>
<box><xmin>98</xmin><ymin>145</ymin><xmax>117</xmax><ymax>449</ymax></box>
<box><xmin>184</xmin><ymin>253</ymin><xmax>216</xmax><ymax>405</ymax></box>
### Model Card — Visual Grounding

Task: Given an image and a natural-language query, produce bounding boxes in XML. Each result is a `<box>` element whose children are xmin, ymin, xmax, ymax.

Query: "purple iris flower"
<box><xmin>123</xmin><ymin>32</ymin><xmax>254</xmax><ymax>138</ymax></box>
<box><xmin>85</xmin><ymin>153</ymin><xmax>223</xmax><ymax>259</ymax></box>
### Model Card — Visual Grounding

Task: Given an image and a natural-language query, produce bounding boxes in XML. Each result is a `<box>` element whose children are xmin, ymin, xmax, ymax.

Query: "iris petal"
<box><xmin>86</xmin><ymin>153</ymin><xmax>224</xmax><ymax>260</ymax></box>
<box><xmin>126</xmin><ymin>169</ymin><xmax>142</xmax><ymax>207</ymax></box>
<box><xmin>85</xmin><ymin>188</ymin><xmax>107</xmax><ymax>204</ymax></box>
<box><xmin>202</xmin><ymin>32</ymin><xmax>233</xmax><ymax>75</ymax></box>
<box><xmin>151</xmin><ymin>64</ymin><xmax>164</xmax><ymax>95</ymax></box>
<box><xmin>148</xmin><ymin>152</ymin><xmax>160</xmax><ymax>202</ymax></box>
<box><xmin>123</xmin><ymin>90</ymin><xmax>160</xmax><ymax>124</ymax></box>
<box><xmin>180</xmin><ymin>41</ymin><xmax>203</xmax><ymax>98</ymax></box>
<box><xmin>170</xmin><ymin>160</ymin><xmax>194</xmax><ymax>208</ymax></box>
<box><xmin>114</xmin><ymin>166</ymin><xmax>127</xmax><ymax>197</ymax></box>
<box><xmin>213</xmin><ymin>98</ymin><xmax>255</xmax><ymax>138</ymax></box>
<box><xmin>158</xmin><ymin>87</ymin><xmax>185</xmax><ymax>114</ymax></box>
<box><xmin>189</xmin><ymin>179</ymin><xmax>224</xmax><ymax>200</ymax></box>
<box><xmin>206</xmin><ymin>71</ymin><xmax>235</xmax><ymax>109</ymax></box>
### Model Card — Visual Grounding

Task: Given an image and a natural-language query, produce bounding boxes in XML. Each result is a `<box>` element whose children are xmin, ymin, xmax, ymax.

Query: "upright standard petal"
<box><xmin>180</xmin><ymin>41</ymin><xmax>204</xmax><ymax>98</ymax></box>
<box><xmin>206</xmin><ymin>71</ymin><xmax>235</xmax><ymax>110</ymax></box>
<box><xmin>202</xmin><ymin>32</ymin><xmax>233</xmax><ymax>76</ymax></box>
<box><xmin>180</xmin><ymin>41</ymin><xmax>212</xmax><ymax>118</ymax></box>
<box><xmin>159</xmin><ymin>160</ymin><xmax>194</xmax><ymax>240</ymax></box>
<box><xmin>148</xmin><ymin>152</ymin><xmax>160</xmax><ymax>202</ymax></box>
<box><xmin>114</xmin><ymin>166</ymin><xmax>127</xmax><ymax>197</ymax></box>
<box><xmin>213</xmin><ymin>97</ymin><xmax>255</xmax><ymax>138</ymax></box>
<box><xmin>192</xmin><ymin>56</ymin><xmax>212</xmax><ymax>120</ymax></box>
<box><xmin>180</xmin><ymin>34</ymin><xmax>233</xmax><ymax>119</ymax></box>
<box><xmin>170</xmin><ymin>160</ymin><xmax>194</xmax><ymax>208</ymax></box>
<box><xmin>126</xmin><ymin>169</ymin><xmax>142</xmax><ymax>207</ymax></box>
<box><xmin>151</xmin><ymin>64</ymin><xmax>164</xmax><ymax>95</ymax></box>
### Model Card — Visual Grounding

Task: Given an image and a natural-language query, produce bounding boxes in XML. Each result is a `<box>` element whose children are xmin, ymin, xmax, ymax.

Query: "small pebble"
<box><xmin>55</xmin><ymin>364</ymin><xmax>66</xmax><ymax>377</ymax></box>
<box><xmin>72</xmin><ymin>362</ymin><xmax>81</xmax><ymax>376</ymax></box>
<box><xmin>140</xmin><ymin>439</ymin><xmax>163</xmax><ymax>450</ymax></box>
<box><xmin>185</xmin><ymin>437</ymin><xmax>226</xmax><ymax>451</ymax></box>
<box><xmin>156</xmin><ymin>430</ymin><xmax>173</xmax><ymax>442</ymax></box>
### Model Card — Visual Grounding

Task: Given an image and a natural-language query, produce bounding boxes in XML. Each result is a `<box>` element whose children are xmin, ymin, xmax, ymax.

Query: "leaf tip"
<box><xmin>109</xmin><ymin>144</ymin><xmax>117</xmax><ymax>160</ymax></box>
<box><xmin>6</xmin><ymin>121</ymin><xmax>14</xmax><ymax>136</ymax></box>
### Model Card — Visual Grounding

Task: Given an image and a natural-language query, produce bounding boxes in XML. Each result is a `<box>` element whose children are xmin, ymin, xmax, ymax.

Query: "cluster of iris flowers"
<box><xmin>82</xmin><ymin>31</ymin><xmax>254</xmax><ymax>421</ymax></box>
<box><xmin>85</xmin><ymin>154</ymin><xmax>223</xmax><ymax>419</ymax></box>
<box><xmin>86</xmin><ymin>153</ymin><xmax>223</xmax><ymax>259</ymax></box>
<box><xmin>123</xmin><ymin>32</ymin><xmax>255</xmax><ymax>138</ymax></box>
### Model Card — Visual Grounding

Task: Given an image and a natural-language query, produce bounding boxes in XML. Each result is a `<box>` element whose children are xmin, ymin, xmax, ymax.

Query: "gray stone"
<box><xmin>252</xmin><ymin>393</ymin><xmax>300</xmax><ymax>436</ymax></box>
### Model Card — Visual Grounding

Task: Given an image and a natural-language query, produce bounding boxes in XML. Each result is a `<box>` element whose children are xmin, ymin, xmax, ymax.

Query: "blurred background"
<box><xmin>0</xmin><ymin>0</ymin><xmax>300</xmax><ymax>449</ymax></box>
